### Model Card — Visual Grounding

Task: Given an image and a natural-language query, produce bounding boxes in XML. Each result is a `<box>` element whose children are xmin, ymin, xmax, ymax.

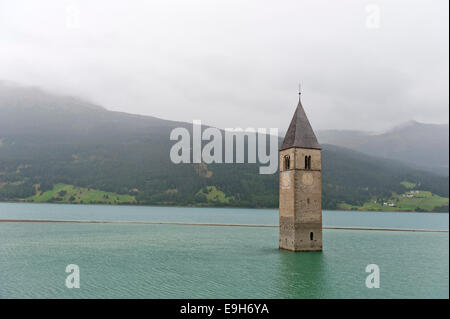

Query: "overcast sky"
<box><xmin>0</xmin><ymin>0</ymin><xmax>448</xmax><ymax>132</ymax></box>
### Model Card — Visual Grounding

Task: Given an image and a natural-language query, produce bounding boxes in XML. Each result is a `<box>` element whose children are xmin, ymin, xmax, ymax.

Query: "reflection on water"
<box><xmin>277</xmin><ymin>250</ymin><xmax>327</xmax><ymax>298</ymax></box>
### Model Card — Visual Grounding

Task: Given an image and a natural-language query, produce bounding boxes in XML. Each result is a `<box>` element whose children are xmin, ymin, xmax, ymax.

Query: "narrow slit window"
<box><xmin>305</xmin><ymin>156</ymin><xmax>308</xmax><ymax>169</ymax></box>
<box><xmin>308</xmin><ymin>156</ymin><xmax>312</xmax><ymax>170</ymax></box>
<box><xmin>284</xmin><ymin>155</ymin><xmax>290</xmax><ymax>170</ymax></box>
<box><xmin>310</xmin><ymin>232</ymin><xmax>314</xmax><ymax>240</ymax></box>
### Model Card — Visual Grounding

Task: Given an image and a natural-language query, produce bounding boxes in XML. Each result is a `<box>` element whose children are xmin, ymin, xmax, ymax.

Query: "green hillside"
<box><xmin>0</xmin><ymin>83</ymin><xmax>448</xmax><ymax>211</ymax></box>
<box><xmin>340</xmin><ymin>189</ymin><xmax>448</xmax><ymax>212</ymax></box>
<box><xmin>25</xmin><ymin>183</ymin><xmax>136</xmax><ymax>205</ymax></box>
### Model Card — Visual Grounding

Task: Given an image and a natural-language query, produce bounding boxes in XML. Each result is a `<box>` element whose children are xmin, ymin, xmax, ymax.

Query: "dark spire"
<box><xmin>280</xmin><ymin>94</ymin><xmax>321</xmax><ymax>151</ymax></box>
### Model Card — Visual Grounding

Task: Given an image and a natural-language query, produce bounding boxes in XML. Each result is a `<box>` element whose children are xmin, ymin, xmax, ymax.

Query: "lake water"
<box><xmin>0</xmin><ymin>203</ymin><xmax>448</xmax><ymax>298</ymax></box>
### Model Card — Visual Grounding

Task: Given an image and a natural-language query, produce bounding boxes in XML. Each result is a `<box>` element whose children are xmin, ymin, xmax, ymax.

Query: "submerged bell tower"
<box><xmin>279</xmin><ymin>89</ymin><xmax>322</xmax><ymax>252</ymax></box>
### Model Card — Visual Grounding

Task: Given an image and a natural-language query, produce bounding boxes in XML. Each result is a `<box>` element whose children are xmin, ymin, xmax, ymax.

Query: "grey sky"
<box><xmin>0</xmin><ymin>0</ymin><xmax>448</xmax><ymax>132</ymax></box>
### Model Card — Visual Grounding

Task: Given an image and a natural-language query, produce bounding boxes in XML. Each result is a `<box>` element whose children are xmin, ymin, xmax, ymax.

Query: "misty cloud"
<box><xmin>0</xmin><ymin>0</ymin><xmax>448</xmax><ymax>132</ymax></box>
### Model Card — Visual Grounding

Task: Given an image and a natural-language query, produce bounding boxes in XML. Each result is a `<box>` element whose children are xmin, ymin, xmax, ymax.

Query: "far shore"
<box><xmin>0</xmin><ymin>200</ymin><xmax>448</xmax><ymax>214</ymax></box>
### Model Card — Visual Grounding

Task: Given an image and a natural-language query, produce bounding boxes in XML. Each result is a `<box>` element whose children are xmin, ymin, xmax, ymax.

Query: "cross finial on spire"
<box><xmin>298</xmin><ymin>82</ymin><xmax>302</xmax><ymax>95</ymax></box>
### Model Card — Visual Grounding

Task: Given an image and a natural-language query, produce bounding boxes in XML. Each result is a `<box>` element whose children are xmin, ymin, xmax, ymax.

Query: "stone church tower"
<box><xmin>279</xmin><ymin>92</ymin><xmax>322</xmax><ymax>252</ymax></box>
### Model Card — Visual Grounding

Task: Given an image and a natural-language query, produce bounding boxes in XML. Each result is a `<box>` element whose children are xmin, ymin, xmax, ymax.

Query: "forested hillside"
<box><xmin>0</xmin><ymin>83</ymin><xmax>448</xmax><ymax>211</ymax></box>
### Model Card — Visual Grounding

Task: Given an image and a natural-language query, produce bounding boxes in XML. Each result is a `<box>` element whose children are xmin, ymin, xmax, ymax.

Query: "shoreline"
<box><xmin>0</xmin><ymin>219</ymin><xmax>448</xmax><ymax>232</ymax></box>
<box><xmin>0</xmin><ymin>200</ymin><xmax>448</xmax><ymax>214</ymax></box>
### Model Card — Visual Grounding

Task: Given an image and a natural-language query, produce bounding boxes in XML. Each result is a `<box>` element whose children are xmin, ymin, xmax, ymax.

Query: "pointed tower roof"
<box><xmin>280</xmin><ymin>94</ymin><xmax>321</xmax><ymax>151</ymax></box>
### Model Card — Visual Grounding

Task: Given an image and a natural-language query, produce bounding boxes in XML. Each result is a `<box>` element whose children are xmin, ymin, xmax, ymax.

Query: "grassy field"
<box><xmin>339</xmin><ymin>190</ymin><xmax>448</xmax><ymax>212</ymax></box>
<box><xmin>25</xmin><ymin>184</ymin><xmax>136</xmax><ymax>205</ymax></box>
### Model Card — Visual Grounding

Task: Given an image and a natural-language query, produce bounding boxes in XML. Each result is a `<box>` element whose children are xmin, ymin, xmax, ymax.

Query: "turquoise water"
<box><xmin>0</xmin><ymin>203</ymin><xmax>448</xmax><ymax>298</ymax></box>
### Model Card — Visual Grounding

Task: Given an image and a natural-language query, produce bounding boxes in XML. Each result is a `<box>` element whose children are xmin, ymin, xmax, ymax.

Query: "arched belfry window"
<box><xmin>284</xmin><ymin>155</ymin><xmax>290</xmax><ymax>170</ymax></box>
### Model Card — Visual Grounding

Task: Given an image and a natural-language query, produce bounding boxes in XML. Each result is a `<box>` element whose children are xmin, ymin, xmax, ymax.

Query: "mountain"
<box><xmin>0</xmin><ymin>81</ymin><xmax>189</xmax><ymax>139</ymax></box>
<box><xmin>0</xmin><ymin>82</ymin><xmax>448</xmax><ymax>211</ymax></box>
<box><xmin>317</xmin><ymin>121</ymin><xmax>449</xmax><ymax>176</ymax></box>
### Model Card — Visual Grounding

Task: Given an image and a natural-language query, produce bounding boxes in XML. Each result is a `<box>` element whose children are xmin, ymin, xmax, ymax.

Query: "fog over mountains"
<box><xmin>317</xmin><ymin>121</ymin><xmax>449</xmax><ymax>176</ymax></box>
